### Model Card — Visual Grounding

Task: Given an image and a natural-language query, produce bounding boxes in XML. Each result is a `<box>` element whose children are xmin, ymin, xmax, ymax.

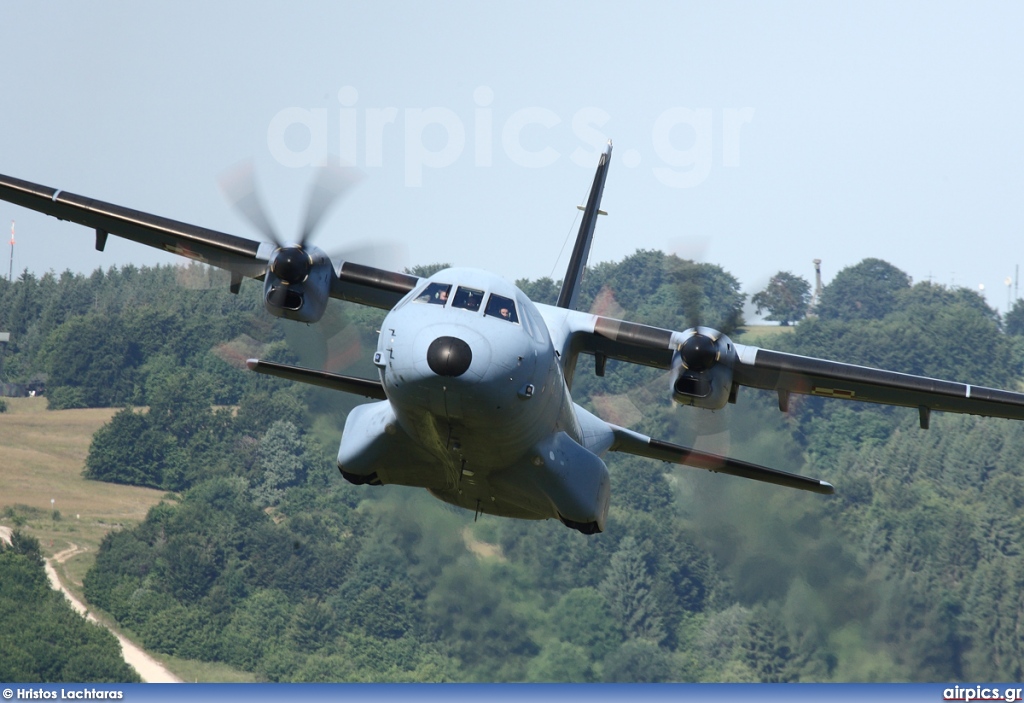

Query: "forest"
<box><xmin>2</xmin><ymin>253</ymin><xmax>1024</xmax><ymax>681</ymax></box>
<box><xmin>0</xmin><ymin>530</ymin><xmax>140</xmax><ymax>682</ymax></box>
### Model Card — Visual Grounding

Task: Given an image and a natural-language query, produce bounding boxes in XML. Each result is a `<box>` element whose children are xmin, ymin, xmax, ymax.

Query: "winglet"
<box><xmin>556</xmin><ymin>141</ymin><xmax>612</xmax><ymax>310</ymax></box>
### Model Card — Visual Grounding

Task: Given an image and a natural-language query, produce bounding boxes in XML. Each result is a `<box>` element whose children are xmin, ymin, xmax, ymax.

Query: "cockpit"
<box><xmin>412</xmin><ymin>281</ymin><xmax>519</xmax><ymax>324</ymax></box>
<box><xmin>415</xmin><ymin>282</ymin><xmax>451</xmax><ymax>305</ymax></box>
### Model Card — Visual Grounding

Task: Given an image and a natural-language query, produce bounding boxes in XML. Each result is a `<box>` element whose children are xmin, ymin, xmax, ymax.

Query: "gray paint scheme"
<box><xmin>5</xmin><ymin>158</ymin><xmax>1024</xmax><ymax>533</ymax></box>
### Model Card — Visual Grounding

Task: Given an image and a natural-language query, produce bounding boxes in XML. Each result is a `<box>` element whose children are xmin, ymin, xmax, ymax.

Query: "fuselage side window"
<box><xmin>484</xmin><ymin>293</ymin><xmax>519</xmax><ymax>323</ymax></box>
<box><xmin>452</xmin><ymin>286</ymin><xmax>485</xmax><ymax>312</ymax></box>
<box><xmin>414</xmin><ymin>282</ymin><xmax>452</xmax><ymax>305</ymax></box>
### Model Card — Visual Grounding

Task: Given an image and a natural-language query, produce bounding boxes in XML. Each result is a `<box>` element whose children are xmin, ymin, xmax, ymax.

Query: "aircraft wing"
<box><xmin>562</xmin><ymin>310</ymin><xmax>1024</xmax><ymax>425</ymax></box>
<box><xmin>0</xmin><ymin>173</ymin><xmax>269</xmax><ymax>282</ymax></box>
<box><xmin>610</xmin><ymin>424</ymin><xmax>834</xmax><ymax>494</ymax></box>
<box><xmin>731</xmin><ymin>346</ymin><xmax>1024</xmax><ymax>424</ymax></box>
<box><xmin>0</xmin><ymin>172</ymin><xmax>416</xmax><ymax>308</ymax></box>
<box><xmin>246</xmin><ymin>359</ymin><xmax>386</xmax><ymax>399</ymax></box>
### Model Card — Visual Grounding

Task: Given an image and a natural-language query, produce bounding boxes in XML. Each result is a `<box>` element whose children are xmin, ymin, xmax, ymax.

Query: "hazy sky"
<box><xmin>3</xmin><ymin>2</ymin><xmax>1024</xmax><ymax>315</ymax></box>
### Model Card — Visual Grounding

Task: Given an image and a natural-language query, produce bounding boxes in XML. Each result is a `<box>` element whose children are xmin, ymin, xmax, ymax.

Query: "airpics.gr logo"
<box><xmin>943</xmin><ymin>686</ymin><xmax>1024</xmax><ymax>702</ymax></box>
<box><xmin>266</xmin><ymin>86</ymin><xmax>755</xmax><ymax>188</ymax></box>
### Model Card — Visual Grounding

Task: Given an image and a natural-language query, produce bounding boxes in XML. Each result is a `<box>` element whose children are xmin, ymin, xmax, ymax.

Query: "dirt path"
<box><xmin>52</xmin><ymin>541</ymin><xmax>84</xmax><ymax>564</ymax></box>
<box><xmin>1</xmin><ymin>527</ymin><xmax>181</xmax><ymax>683</ymax></box>
<box><xmin>42</xmin><ymin>559</ymin><xmax>183</xmax><ymax>682</ymax></box>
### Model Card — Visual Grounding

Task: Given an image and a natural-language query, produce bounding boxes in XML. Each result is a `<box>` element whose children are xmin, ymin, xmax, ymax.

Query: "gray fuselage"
<box><xmin>337</xmin><ymin>267</ymin><xmax>611</xmax><ymax>530</ymax></box>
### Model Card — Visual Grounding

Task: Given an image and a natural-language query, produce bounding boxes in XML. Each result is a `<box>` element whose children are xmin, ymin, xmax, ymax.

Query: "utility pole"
<box><xmin>7</xmin><ymin>220</ymin><xmax>13</xmax><ymax>283</ymax></box>
<box><xmin>0</xmin><ymin>332</ymin><xmax>9</xmax><ymax>388</ymax></box>
<box><xmin>811</xmin><ymin>259</ymin><xmax>823</xmax><ymax>307</ymax></box>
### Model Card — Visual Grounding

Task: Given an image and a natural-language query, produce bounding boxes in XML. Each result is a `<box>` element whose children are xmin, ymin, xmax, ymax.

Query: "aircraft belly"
<box><xmin>370</xmin><ymin>306</ymin><xmax>601</xmax><ymax>524</ymax></box>
<box><xmin>442</xmin><ymin>371</ymin><xmax>563</xmax><ymax>469</ymax></box>
<box><xmin>338</xmin><ymin>400</ymin><xmax>453</xmax><ymax>489</ymax></box>
<box><xmin>443</xmin><ymin>388</ymin><xmax>464</xmax><ymax>419</ymax></box>
<box><xmin>431</xmin><ymin>430</ymin><xmax>611</xmax><ymax>530</ymax></box>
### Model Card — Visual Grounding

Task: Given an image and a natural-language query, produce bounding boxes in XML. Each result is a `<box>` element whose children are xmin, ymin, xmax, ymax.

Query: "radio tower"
<box><xmin>810</xmin><ymin>259</ymin><xmax>823</xmax><ymax>308</ymax></box>
<box><xmin>7</xmin><ymin>221</ymin><xmax>13</xmax><ymax>282</ymax></box>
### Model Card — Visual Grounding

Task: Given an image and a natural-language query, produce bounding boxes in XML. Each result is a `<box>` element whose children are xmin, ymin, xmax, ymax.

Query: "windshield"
<box><xmin>484</xmin><ymin>293</ymin><xmax>519</xmax><ymax>323</ymax></box>
<box><xmin>452</xmin><ymin>286</ymin><xmax>484</xmax><ymax>312</ymax></box>
<box><xmin>413</xmin><ymin>282</ymin><xmax>452</xmax><ymax>305</ymax></box>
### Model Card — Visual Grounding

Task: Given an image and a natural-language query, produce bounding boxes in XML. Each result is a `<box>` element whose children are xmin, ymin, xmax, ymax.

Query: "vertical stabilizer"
<box><xmin>556</xmin><ymin>141</ymin><xmax>612</xmax><ymax>309</ymax></box>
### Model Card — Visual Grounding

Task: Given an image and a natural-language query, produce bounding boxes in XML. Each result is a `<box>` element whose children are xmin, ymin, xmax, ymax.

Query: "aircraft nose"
<box><xmin>426</xmin><ymin>336</ymin><xmax>473</xmax><ymax>377</ymax></box>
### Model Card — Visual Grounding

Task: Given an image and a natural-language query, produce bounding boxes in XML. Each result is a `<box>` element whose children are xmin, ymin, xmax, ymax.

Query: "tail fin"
<box><xmin>556</xmin><ymin>141</ymin><xmax>612</xmax><ymax>309</ymax></box>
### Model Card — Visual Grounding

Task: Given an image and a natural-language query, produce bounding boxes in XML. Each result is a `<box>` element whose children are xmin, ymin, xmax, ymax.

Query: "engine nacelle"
<box><xmin>262</xmin><ymin>244</ymin><xmax>333</xmax><ymax>323</ymax></box>
<box><xmin>670</xmin><ymin>329</ymin><xmax>736</xmax><ymax>410</ymax></box>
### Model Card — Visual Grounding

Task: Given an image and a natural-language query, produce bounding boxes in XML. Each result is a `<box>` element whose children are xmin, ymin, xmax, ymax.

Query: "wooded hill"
<box><xmin>0</xmin><ymin>530</ymin><xmax>140</xmax><ymax>682</ymax></box>
<box><xmin>2</xmin><ymin>253</ymin><xmax>1024</xmax><ymax>681</ymax></box>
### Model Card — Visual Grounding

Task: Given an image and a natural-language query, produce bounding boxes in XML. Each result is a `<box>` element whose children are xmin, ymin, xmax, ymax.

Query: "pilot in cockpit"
<box><xmin>484</xmin><ymin>293</ymin><xmax>519</xmax><ymax>323</ymax></box>
<box><xmin>415</xmin><ymin>282</ymin><xmax>452</xmax><ymax>305</ymax></box>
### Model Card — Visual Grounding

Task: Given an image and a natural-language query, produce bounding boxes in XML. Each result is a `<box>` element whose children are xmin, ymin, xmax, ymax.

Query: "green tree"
<box><xmin>752</xmin><ymin>271</ymin><xmax>812</xmax><ymax>325</ymax></box>
<box><xmin>601</xmin><ymin>639</ymin><xmax>676</xmax><ymax>682</ymax></box>
<box><xmin>0</xmin><ymin>535</ymin><xmax>140</xmax><ymax>683</ymax></box>
<box><xmin>405</xmin><ymin>263</ymin><xmax>452</xmax><ymax>278</ymax></box>
<box><xmin>424</xmin><ymin>560</ymin><xmax>539</xmax><ymax>677</ymax></box>
<box><xmin>45</xmin><ymin>313</ymin><xmax>141</xmax><ymax>408</ymax></box>
<box><xmin>816</xmin><ymin>258</ymin><xmax>911</xmax><ymax>321</ymax></box>
<box><xmin>549</xmin><ymin>587</ymin><xmax>621</xmax><ymax>659</ymax></box>
<box><xmin>743</xmin><ymin>607</ymin><xmax>796</xmax><ymax>682</ymax></box>
<box><xmin>251</xmin><ymin>421</ymin><xmax>310</xmax><ymax>507</ymax></box>
<box><xmin>526</xmin><ymin>641</ymin><xmax>594</xmax><ymax>682</ymax></box>
<box><xmin>83</xmin><ymin>408</ymin><xmax>171</xmax><ymax>487</ymax></box>
<box><xmin>1005</xmin><ymin>298</ymin><xmax>1024</xmax><ymax>336</ymax></box>
<box><xmin>599</xmin><ymin>536</ymin><xmax>665</xmax><ymax>643</ymax></box>
<box><xmin>220</xmin><ymin>589</ymin><xmax>290</xmax><ymax>671</ymax></box>
<box><xmin>579</xmin><ymin>250</ymin><xmax>745</xmax><ymax>333</ymax></box>
<box><xmin>515</xmin><ymin>276</ymin><xmax>560</xmax><ymax>306</ymax></box>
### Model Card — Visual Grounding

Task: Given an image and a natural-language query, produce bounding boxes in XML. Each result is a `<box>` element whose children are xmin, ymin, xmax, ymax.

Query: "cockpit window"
<box><xmin>484</xmin><ymin>293</ymin><xmax>519</xmax><ymax>323</ymax></box>
<box><xmin>452</xmin><ymin>286</ymin><xmax>484</xmax><ymax>312</ymax></box>
<box><xmin>414</xmin><ymin>282</ymin><xmax>452</xmax><ymax>305</ymax></box>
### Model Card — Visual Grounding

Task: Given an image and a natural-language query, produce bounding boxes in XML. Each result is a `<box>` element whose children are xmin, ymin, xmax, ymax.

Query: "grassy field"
<box><xmin>0</xmin><ymin>396</ymin><xmax>254</xmax><ymax>682</ymax></box>
<box><xmin>733</xmin><ymin>323</ymin><xmax>796</xmax><ymax>346</ymax></box>
<box><xmin>0</xmin><ymin>397</ymin><xmax>168</xmax><ymax>561</ymax></box>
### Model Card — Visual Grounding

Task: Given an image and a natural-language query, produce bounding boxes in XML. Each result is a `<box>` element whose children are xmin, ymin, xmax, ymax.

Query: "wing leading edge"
<box><xmin>733</xmin><ymin>346</ymin><xmax>1024</xmax><ymax>424</ymax></box>
<box><xmin>610</xmin><ymin>424</ymin><xmax>834</xmax><ymax>494</ymax></box>
<box><xmin>0</xmin><ymin>173</ymin><xmax>267</xmax><ymax>278</ymax></box>
<box><xmin>558</xmin><ymin>308</ymin><xmax>1024</xmax><ymax>424</ymax></box>
<box><xmin>246</xmin><ymin>359</ymin><xmax>386</xmax><ymax>399</ymax></box>
<box><xmin>0</xmin><ymin>172</ymin><xmax>417</xmax><ymax>309</ymax></box>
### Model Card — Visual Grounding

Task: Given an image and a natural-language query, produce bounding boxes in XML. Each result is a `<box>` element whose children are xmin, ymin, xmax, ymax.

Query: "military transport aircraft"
<box><xmin>3</xmin><ymin>143</ymin><xmax>1024</xmax><ymax>534</ymax></box>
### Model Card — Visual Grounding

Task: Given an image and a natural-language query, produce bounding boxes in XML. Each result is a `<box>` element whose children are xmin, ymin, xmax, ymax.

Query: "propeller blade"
<box><xmin>281</xmin><ymin>300</ymin><xmax>363</xmax><ymax>373</ymax></box>
<box><xmin>299</xmin><ymin>164</ymin><xmax>360</xmax><ymax>246</ymax></box>
<box><xmin>324</xmin><ymin>241</ymin><xmax>409</xmax><ymax>273</ymax></box>
<box><xmin>219</xmin><ymin>162</ymin><xmax>283</xmax><ymax>247</ymax></box>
